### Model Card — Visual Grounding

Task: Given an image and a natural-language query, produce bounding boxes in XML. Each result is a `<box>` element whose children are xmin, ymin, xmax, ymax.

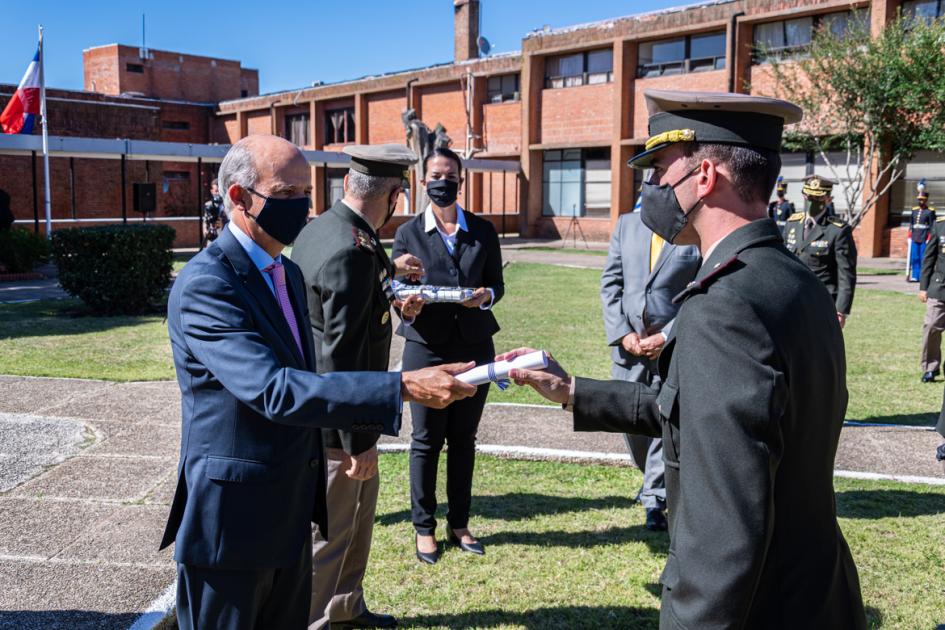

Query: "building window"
<box><xmin>126</xmin><ymin>63</ymin><xmax>144</xmax><ymax>73</ymax></box>
<box><xmin>326</xmin><ymin>168</ymin><xmax>347</xmax><ymax>208</ymax></box>
<box><xmin>162</xmin><ymin>120</ymin><xmax>190</xmax><ymax>130</ymax></box>
<box><xmin>753</xmin><ymin>9</ymin><xmax>867</xmax><ymax>63</ymax></box>
<box><xmin>638</xmin><ymin>31</ymin><xmax>726</xmax><ymax>78</ymax></box>
<box><xmin>903</xmin><ymin>0</ymin><xmax>945</xmax><ymax>24</ymax></box>
<box><xmin>285</xmin><ymin>113</ymin><xmax>310</xmax><ymax>147</ymax></box>
<box><xmin>325</xmin><ymin>107</ymin><xmax>355</xmax><ymax>145</ymax></box>
<box><xmin>542</xmin><ymin>148</ymin><xmax>611</xmax><ymax>218</ymax></box>
<box><xmin>241</xmin><ymin>89</ymin><xmax>249</xmax><ymax>98</ymax></box>
<box><xmin>163</xmin><ymin>171</ymin><xmax>190</xmax><ymax>181</ymax></box>
<box><xmin>544</xmin><ymin>49</ymin><xmax>613</xmax><ymax>89</ymax></box>
<box><xmin>488</xmin><ymin>74</ymin><xmax>520</xmax><ymax>103</ymax></box>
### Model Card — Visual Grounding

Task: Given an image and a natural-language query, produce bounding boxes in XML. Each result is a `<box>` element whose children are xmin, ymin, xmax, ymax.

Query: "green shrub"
<box><xmin>51</xmin><ymin>225</ymin><xmax>175</xmax><ymax>314</ymax></box>
<box><xmin>0</xmin><ymin>228</ymin><xmax>50</xmax><ymax>273</ymax></box>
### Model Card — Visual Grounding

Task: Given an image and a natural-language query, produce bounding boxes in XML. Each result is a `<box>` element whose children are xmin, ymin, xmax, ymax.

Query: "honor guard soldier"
<box><xmin>292</xmin><ymin>143</ymin><xmax>424</xmax><ymax>630</ymax></box>
<box><xmin>767</xmin><ymin>176</ymin><xmax>795</xmax><ymax>230</ymax></box>
<box><xmin>783</xmin><ymin>174</ymin><xmax>857</xmax><ymax>328</ymax></box>
<box><xmin>918</xmin><ymin>197</ymin><xmax>945</xmax><ymax>382</ymax></box>
<box><xmin>504</xmin><ymin>89</ymin><xmax>867</xmax><ymax>629</ymax></box>
<box><xmin>908</xmin><ymin>180</ymin><xmax>935</xmax><ymax>282</ymax></box>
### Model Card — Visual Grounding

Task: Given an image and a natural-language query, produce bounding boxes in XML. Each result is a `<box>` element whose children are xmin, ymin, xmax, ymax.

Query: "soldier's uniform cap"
<box><xmin>343</xmin><ymin>144</ymin><xmax>417</xmax><ymax>179</ymax></box>
<box><xmin>776</xmin><ymin>176</ymin><xmax>787</xmax><ymax>192</ymax></box>
<box><xmin>917</xmin><ymin>190</ymin><xmax>929</xmax><ymax>200</ymax></box>
<box><xmin>802</xmin><ymin>174</ymin><xmax>836</xmax><ymax>198</ymax></box>
<box><xmin>629</xmin><ymin>90</ymin><xmax>803</xmax><ymax>169</ymax></box>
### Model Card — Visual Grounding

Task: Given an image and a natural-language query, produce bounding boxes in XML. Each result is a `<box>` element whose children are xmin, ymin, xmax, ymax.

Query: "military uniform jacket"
<box><xmin>292</xmin><ymin>201</ymin><xmax>395</xmax><ymax>456</ymax></box>
<box><xmin>919</xmin><ymin>215</ymin><xmax>945</xmax><ymax>301</ymax></box>
<box><xmin>783</xmin><ymin>212</ymin><xmax>857</xmax><ymax>314</ymax></box>
<box><xmin>910</xmin><ymin>206</ymin><xmax>936</xmax><ymax>244</ymax></box>
<box><xmin>767</xmin><ymin>198</ymin><xmax>795</xmax><ymax>222</ymax></box>
<box><xmin>573</xmin><ymin>220</ymin><xmax>866</xmax><ymax>629</ymax></box>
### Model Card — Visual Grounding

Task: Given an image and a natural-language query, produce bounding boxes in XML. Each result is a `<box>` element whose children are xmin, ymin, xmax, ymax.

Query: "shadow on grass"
<box><xmin>865</xmin><ymin>606</ymin><xmax>884</xmax><ymax>628</ymax></box>
<box><xmin>0</xmin><ymin>610</ymin><xmax>140</xmax><ymax>629</ymax></box>
<box><xmin>399</xmin><ymin>605</ymin><xmax>658</xmax><ymax>629</ymax></box>
<box><xmin>836</xmin><ymin>489</ymin><xmax>945</xmax><ymax>519</ymax></box>
<box><xmin>376</xmin><ymin>492</ymin><xmax>637</xmax><ymax>526</ymax></box>
<box><xmin>848</xmin><ymin>413</ymin><xmax>938</xmax><ymax>427</ymax></box>
<box><xmin>479</xmin><ymin>523</ymin><xmax>669</xmax><ymax>554</ymax></box>
<box><xmin>0</xmin><ymin>299</ymin><xmax>166</xmax><ymax>339</ymax></box>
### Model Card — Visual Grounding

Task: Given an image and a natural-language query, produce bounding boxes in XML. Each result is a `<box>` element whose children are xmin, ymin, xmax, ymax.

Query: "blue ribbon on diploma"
<box><xmin>487</xmin><ymin>363</ymin><xmax>510</xmax><ymax>390</ymax></box>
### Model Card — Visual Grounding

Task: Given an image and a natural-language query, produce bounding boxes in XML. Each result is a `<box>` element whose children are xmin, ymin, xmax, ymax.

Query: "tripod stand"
<box><xmin>560</xmin><ymin>206</ymin><xmax>588</xmax><ymax>249</ymax></box>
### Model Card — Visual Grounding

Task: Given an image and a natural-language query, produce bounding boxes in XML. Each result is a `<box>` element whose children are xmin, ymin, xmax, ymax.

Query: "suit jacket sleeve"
<box><xmin>317</xmin><ymin>249</ymin><xmax>382</xmax><ymax>455</ymax></box>
<box><xmin>835</xmin><ymin>225</ymin><xmax>857</xmax><ymax>315</ymax></box>
<box><xmin>601</xmin><ymin>220</ymin><xmax>632</xmax><ymax>347</ymax></box>
<box><xmin>392</xmin><ymin>227</ymin><xmax>408</xmax><ymax>262</ymax></box>
<box><xmin>669</xmin><ymin>289</ymin><xmax>786</xmax><ymax>627</ymax></box>
<box><xmin>178</xmin><ymin>273</ymin><xmax>401</xmax><ymax>433</ymax></box>
<box><xmin>482</xmin><ymin>222</ymin><xmax>505</xmax><ymax>304</ymax></box>
<box><xmin>920</xmin><ymin>226</ymin><xmax>939</xmax><ymax>290</ymax></box>
<box><xmin>571</xmin><ymin>377</ymin><xmax>662</xmax><ymax>438</ymax></box>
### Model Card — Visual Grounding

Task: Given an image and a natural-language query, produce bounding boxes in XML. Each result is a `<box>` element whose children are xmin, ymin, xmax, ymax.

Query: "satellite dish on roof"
<box><xmin>478</xmin><ymin>36</ymin><xmax>491</xmax><ymax>57</ymax></box>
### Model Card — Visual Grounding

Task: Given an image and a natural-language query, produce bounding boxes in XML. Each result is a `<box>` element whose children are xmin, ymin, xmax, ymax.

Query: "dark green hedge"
<box><xmin>51</xmin><ymin>225</ymin><xmax>175</xmax><ymax>314</ymax></box>
<box><xmin>0</xmin><ymin>228</ymin><xmax>50</xmax><ymax>273</ymax></box>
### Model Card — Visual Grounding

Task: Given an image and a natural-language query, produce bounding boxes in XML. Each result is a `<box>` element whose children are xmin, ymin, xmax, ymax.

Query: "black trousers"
<box><xmin>402</xmin><ymin>338</ymin><xmax>493</xmax><ymax>535</ymax></box>
<box><xmin>176</xmin><ymin>535</ymin><xmax>314</xmax><ymax>630</ymax></box>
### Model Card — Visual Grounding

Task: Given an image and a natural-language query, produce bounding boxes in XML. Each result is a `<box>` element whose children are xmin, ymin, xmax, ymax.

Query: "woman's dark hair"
<box><xmin>424</xmin><ymin>147</ymin><xmax>463</xmax><ymax>176</ymax></box>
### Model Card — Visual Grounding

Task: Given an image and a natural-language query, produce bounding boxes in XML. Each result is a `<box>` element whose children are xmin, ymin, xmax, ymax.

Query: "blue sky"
<box><xmin>3</xmin><ymin>0</ymin><xmax>697</xmax><ymax>95</ymax></box>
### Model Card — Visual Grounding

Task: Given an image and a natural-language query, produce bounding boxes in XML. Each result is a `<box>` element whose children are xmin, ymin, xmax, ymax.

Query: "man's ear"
<box><xmin>227</xmin><ymin>184</ymin><xmax>246</xmax><ymax>212</ymax></box>
<box><xmin>343</xmin><ymin>174</ymin><xmax>350</xmax><ymax>194</ymax></box>
<box><xmin>696</xmin><ymin>158</ymin><xmax>717</xmax><ymax>199</ymax></box>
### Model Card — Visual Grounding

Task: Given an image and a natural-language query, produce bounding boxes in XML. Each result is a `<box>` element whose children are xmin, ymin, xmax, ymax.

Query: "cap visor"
<box><xmin>627</xmin><ymin>143</ymin><xmax>670</xmax><ymax>169</ymax></box>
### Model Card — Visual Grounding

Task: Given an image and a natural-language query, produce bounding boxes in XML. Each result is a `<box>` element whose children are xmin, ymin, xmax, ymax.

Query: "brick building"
<box><xmin>2</xmin><ymin>0</ymin><xmax>942</xmax><ymax>254</ymax></box>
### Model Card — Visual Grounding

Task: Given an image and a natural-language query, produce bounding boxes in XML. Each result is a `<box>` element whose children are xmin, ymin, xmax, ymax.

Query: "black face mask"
<box><xmin>426</xmin><ymin>179</ymin><xmax>459</xmax><ymax>208</ymax></box>
<box><xmin>381</xmin><ymin>187</ymin><xmax>402</xmax><ymax>229</ymax></box>
<box><xmin>640</xmin><ymin>166</ymin><xmax>703</xmax><ymax>244</ymax></box>
<box><xmin>804</xmin><ymin>197</ymin><xmax>825</xmax><ymax>218</ymax></box>
<box><xmin>245</xmin><ymin>188</ymin><xmax>310</xmax><ymax>246</ymax></box>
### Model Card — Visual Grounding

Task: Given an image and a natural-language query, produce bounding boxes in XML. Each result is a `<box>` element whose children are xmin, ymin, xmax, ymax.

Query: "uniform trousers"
<box><xmin>921</xmin><ymin>297</ymin><xmax>945</xmax><ymax>373</ymax></box>
<box><xmin>308</xmin><ymin>449</ymin><xmax>380</xmax><ymax>629</ymax></box>
<box><xmin>612</xmin><ymin>360</ymin><xmax>666</xmax><ymax>510</ymax></box>
<box><xmin>910</xmin><ymin>240</ymin><xmax>927</xmax><ymax>282</ymax></box>
<box><xmin>176</xmin><ymin>534</ymin><xmax>312</xmax><ymax>630</ymax></box>
<box><xmin>403</xmin><ymin>338</ymin><xmax>493</xmax><ymax>535</ymax></box>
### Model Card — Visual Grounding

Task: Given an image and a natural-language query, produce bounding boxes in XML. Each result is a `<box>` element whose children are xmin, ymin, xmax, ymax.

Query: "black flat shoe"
<box><xmin>448</xmin><ymin>530</ymin><xmax>485</xmax><ymax>555</ymax></box>
<box><xmin>415</xmin><ymin>535</ymin><xmax>440</xmax><ymax>565</ymax></box>
<box><xmin>645</xmin><ymin>508</ymin><xmax>668</xmax><ymax>532</ymax></box>
<box><xmin>331</xmin><ymin>609</ymin><xmax>398</xmax><ymax>629</ymax></box>
<box><xmin>922</xmin><ymin>371</ymin><xmax>936</xmax><ymax>383</ymax></box>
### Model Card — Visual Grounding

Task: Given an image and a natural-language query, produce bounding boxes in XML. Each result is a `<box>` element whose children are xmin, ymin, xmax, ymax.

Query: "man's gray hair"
<box><xmin>218</xmin><ymin>139</ymin><xmax>260</xmax><ymax>212</ymax></box>
<box><xmin>347</xmin><ymin>170</ymin><xmax>401</xmax><ymax>201</ymax></box>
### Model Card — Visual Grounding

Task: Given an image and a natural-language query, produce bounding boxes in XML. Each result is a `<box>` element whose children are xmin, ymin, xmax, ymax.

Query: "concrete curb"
<box><xmin>127</xmin><ymin>581</ymin><xmax>176</xmax><ymax>630</ymax></box>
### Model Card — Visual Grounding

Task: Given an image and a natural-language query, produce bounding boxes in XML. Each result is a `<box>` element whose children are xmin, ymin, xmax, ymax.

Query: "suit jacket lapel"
<box><xmin>216</xmin><ymin>229</ymin><xmax>305</xmax><ymax>368</ymax></box>
<box><xmin>645</xmin><ymin>241</ymin><xmax>672</xmax><ymax>287</ymax></box>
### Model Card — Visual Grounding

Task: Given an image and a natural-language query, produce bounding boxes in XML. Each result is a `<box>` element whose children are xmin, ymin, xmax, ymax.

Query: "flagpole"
<box><xmin>38</xmin><ymin>25</ymin><xmax>52</xmax><ymax>237</ymax></box>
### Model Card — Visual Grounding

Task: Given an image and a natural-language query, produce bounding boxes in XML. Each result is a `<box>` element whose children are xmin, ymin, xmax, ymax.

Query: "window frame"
<box><xmin>637</xmin><ymin>30</ymin><xmax>726</xmax><ymax>78</ymax></box>
<box><xmin>284</xmin><ymin>112</ymin><xmax>310</xmax><ymax>147</ymax></box>
<box><xmin>487</xmin><ymin>73</ymin><xmax>521</xmax><ymax>103</ymax></box>
<box><xmin>541</xmin><ymin>147</ymin><xmax>612</xmax><ymax>218</ymax></box>
<box><xmin>544</xmin><ymin>49</ymin><xmax>614</xmax><ymax>89</ymax></box>
<box><xmin>752</xmin><ymin>8</ymin><xmax>868</xmax><ymax>64</ymax></box>
<box><xmin>324</xmin><ymin>106</ymin><xmax>355</xmax><ymax>145</ymax></box>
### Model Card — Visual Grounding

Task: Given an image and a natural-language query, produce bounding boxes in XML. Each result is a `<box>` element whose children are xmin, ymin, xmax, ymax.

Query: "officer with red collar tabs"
<box><xmin>500</xmin><ymin>89</ymin><xmax>867</xmax><ymax>630</ymax></box>
<box><xmin>783</xmin><ymin>174</ymin><xmax>857</xmax><ymax>328</ymax></box>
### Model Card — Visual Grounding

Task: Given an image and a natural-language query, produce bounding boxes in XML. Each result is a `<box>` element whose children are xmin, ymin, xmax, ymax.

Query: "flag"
<box><xmin>0</xmin><ymin>48</ymin><xmax>41</xmax><ymax>134</ymax></box>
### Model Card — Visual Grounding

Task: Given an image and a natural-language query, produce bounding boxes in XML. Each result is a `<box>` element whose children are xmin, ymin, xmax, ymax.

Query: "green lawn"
<box><xmin>520</xmin><ymin>246</ymin><xmax>609</xmax><ymax>256</ymax></box>
<box><xmin>0</xmin><ymin>262</ymin><xmax>940</xmax><ymax>425</ymax></box>
<box><xmin>366</xmin><ymin>452</ymin><xmax>943</xmax><ymax>629</ymax></box>
<box><xmin>858</xmin><ymin>267</ymin><xmax>903</xmax><ymax>276</ymax></box>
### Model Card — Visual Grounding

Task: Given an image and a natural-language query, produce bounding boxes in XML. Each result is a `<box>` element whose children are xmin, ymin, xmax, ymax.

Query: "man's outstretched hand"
<box><xmin>496</xmin><ymin>347</ymin><xmax>572</xmax><ymax>405</ymax></box>
<box><xmin>401</xmin><ymin>362</ymin><xmax>477</xmax><ymax>409</ymax></box>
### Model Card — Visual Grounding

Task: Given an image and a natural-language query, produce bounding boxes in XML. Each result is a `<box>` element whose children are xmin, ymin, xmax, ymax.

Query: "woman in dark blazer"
<box><xmin>392</xmin><ymin>147</ymin><xmax>504</xmax><ymax>565</ymax></box>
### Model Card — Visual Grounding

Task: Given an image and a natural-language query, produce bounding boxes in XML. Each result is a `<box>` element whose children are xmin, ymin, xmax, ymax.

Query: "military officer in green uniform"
<box><xmin>292</xmin><ymin>144</ymin><xmax>425</xmax><ymax>630</ymax></box>
<box><xmin>501</xmin><ymin>89</ymin><xmax>867</xmax><ymax>629</ymax></box>
<box><xmin>783</xmin><ymin>174</ymin><xmax>857</xmax><ymax>328</ymax></box>
<box><xmin>919</xmin><ymin>209</ymin><xmax>945</xmax><ymax>382</ymax></box>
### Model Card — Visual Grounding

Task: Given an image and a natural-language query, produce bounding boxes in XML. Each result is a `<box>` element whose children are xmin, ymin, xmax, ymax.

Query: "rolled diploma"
<box><xmin>455</xmin><ymin>350</ymin><xmax>549</xmax><ymax>386</ymax></box>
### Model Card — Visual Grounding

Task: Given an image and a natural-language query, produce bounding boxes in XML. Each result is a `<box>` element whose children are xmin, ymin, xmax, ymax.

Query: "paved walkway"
<box><xmin>0</xmin><ymin>372</ymin><xmax>941</xmax><ymax>629</ymax></box>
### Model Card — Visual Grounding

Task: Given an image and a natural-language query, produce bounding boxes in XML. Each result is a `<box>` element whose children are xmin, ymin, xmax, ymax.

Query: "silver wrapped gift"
<box><xmin>392</xmin><ymin>280</ymin><xmax>475</xmax><ymax>303</ymax></box>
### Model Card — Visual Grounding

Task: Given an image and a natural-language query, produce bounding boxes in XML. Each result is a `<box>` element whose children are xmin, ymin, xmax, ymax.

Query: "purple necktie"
<box><xmin>263</xmin><ymin>261</ymin><xmax>304</xmax><ymax>358</ymax></box>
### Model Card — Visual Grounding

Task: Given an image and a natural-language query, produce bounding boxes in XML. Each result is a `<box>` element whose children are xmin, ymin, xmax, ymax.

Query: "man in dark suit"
<box><xmin>503</xmin><ymin>90</ymin><xmax>866</xmax><ymax>629</ymax></box>
<box><xmin>600</xmin><ymin>210</ymin><xmax>699</xmax><ymax>531</ymax></box>
<box><xmin>162</xmin><ymin>134</ymin><xmax>475</xmax><ymax>630</ymax></box>
<box><xmin>292</xmin><ymin>144</ymin><xmax>424</xmax><ymax>630</ymax></box>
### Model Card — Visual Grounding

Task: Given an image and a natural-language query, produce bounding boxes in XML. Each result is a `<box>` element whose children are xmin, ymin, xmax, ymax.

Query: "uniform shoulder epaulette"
<box><xmin>828</xmin><ymin>217</ymin><xmax>847</xmax><ymax>227</ymax></box>
<box><xmin>787</xmin><ymin>212</ymin><xmax>804</xmax><ymax>222</ymax></box>
<box><xmin>672</xmin><ymin>255</ymin><xmax>740</xmax><ymax>304</ymax></box>
<box><xmin>352</xmin><ymin>227</ymin><xmax>376</xmax><ymax>253</ymax></box>
<box><xmin>912</xmin><ymin>206</ymin><xmax>922</xmax><ymax>211</ymax></box>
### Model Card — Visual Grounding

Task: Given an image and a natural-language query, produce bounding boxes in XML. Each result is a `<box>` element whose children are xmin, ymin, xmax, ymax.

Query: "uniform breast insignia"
<box><xmin>381</xmin><ymin>311</ymin><xmax>390</xmax><ymax>325</ymax></box>
<box><xmin>353</xmin><ymin>228</ymin><xmax>376</xmax><ymax>253</ymax></box>
<box><xmin>378</xmin><ymin>269</ymin><xmax>396</xmax><ymax>304</ymax></box>
<box><xmin>672</xmin><ymin>255</ymin><xmax>740</xmax><ymax>304</ymax></box>
<box><xmin>811</xmin><ymin>239</ymin><xmax>829</xmax><ymax>249</ymax></box>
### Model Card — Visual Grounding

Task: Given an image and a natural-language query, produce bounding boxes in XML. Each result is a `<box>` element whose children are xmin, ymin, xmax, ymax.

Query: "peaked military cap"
<box><xmin>343</xmin><ymin>144</ymin><xmax>417</xmax><ymax>180</ymax></box>
<box><xmin>776</xmin><ymin>176</ymin><xmax>787</xmax><ymax>193</ymax></box>
<box><xmin>802</xmin><ymin>174</ymin><xmax>836</xmax><ymax>198</ymax></box>
<box><xmin>629</xmin><ymin>90</ymin><xmax>803</xmax><ymax>169</ymax></box>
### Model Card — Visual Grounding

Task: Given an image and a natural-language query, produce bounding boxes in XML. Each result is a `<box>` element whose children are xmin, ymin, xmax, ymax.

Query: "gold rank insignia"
<box><xmin>352</xmin><ymin>228</ymin><xmax>375</xmax><ymax>252</ymax></box>
<box><xmin>381</xmin><ymin>311</ymin><xmax>390</xmax><ymax>325</ymax></box>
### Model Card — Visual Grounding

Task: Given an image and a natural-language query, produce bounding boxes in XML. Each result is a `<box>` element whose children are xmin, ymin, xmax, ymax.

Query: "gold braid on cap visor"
<box><xmin>644</xmin><ymin>128</ymin><xmax>696</xmax><ymax>151</ymax></box>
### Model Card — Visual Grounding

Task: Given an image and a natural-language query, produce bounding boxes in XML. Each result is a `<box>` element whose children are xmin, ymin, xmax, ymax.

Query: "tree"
<box><xmin>759</xmin><ymin>12</ymin><xmax>945</xmax><ymax>226</ymax></box>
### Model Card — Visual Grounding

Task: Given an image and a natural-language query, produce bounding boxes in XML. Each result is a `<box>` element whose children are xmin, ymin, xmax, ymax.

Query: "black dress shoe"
<box><xmin>448</xmin><ymin>530</ymin><xmax>485</xmax><ymax>555</ymax></box>
<box><xmin>645</xmin><ymin>508</ymin><xmax>668</xmax><ymax>532</ymax></box>
<box><xmin>415</xmin><ymin>535</ymin><xmax>440</xmax><ymax>565</ymax></box>
<box><xmin>331</xmin><ymin>610</ymin><xmax>398</xmax><ymax>629</ymax></box>
<box><xmin>922</xmin><ymin>371</ymin><xmax>936</xmax><ymax>383</ymax></box>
